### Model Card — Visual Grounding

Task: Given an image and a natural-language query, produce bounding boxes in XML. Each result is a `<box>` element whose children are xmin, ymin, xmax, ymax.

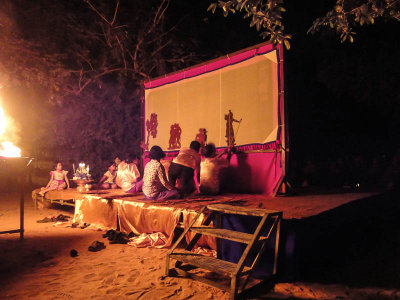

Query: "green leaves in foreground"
<box><xmin>208</xmin><ymin>0</ymin><xmax>291</xmax><ymax>50</ymax></box>
<box><xmin>209</xmin><ymin>0</ymin><xmax>400</xmax><ymax>48</ymax></box>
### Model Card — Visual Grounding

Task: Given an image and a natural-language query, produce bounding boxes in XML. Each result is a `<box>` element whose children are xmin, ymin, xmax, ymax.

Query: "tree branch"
<box><xmin>84</xmin><ymin>0</ymin><xmax>120</xmax><ymax>26</ymax></box>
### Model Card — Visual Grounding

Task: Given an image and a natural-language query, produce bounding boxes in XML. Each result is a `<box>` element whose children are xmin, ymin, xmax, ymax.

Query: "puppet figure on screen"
<box><xmin>145</xmin><ymin>113</ymin><xmax>158</xmax><ymax>150</ymax></box>
<box><xmin>225</xmin><ymin>110</ymin><xmax>241</xmax><ymax>147</ymax></box>
<box><xmin>168</xmin><ymin>123</ymin><xmax>182</xmax><ymax>150</ymax></box>
<box><xmin>195</xmin><ymin>128</ymin><xmax>207</xmax><ymax>147</ymax></box>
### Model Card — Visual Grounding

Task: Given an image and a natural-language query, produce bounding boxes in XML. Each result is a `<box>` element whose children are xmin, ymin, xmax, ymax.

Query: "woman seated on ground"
<box><xmin>97</xmin><ymin>161</ymin><xmax>118</xmax><ymax>189</ymax></box>
<box><xmin>116</xmin><ymin>155</ymin><xmax>143</xmax><ymax>193</ymax></box>
<box><xmin>199</xmin><ymin>143</ymin><xmax>230</xmax><ymax>195</ymax></box>
<box><xmin>40</xmin><ymin>161</ymin><xmax>70</xmax><ymax>195</ymax></box>
<box><xmin>143</xmin><ymin>146</ymin><xmax>181</xmax><ymax>200</ymax></box>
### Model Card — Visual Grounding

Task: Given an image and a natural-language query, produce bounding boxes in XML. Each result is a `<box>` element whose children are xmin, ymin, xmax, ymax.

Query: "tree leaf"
<box><xmin>207</xmin><ymin>3</ymin><xmax>217</xmax><ymax>13</ymax></box>
<box><xmin>284</xmin><ymin>39</ymin><xmax>290</xmax><ymax>50</ymax></box>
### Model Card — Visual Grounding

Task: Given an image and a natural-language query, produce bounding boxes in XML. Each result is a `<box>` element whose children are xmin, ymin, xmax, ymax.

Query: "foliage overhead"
<box><xmin>208</xmin><ymin>0</ymin><xmax>400</xmax><ymax>48</ymax></box>
<box><xmin>4</xmin><ymin>0</ymin><xmax>200</xmax><ymax>102</ymax></box>
<box><xmin>0</xmin><ymin>0</ymin><xmax>202</xmax><ymax>178</ymax></box>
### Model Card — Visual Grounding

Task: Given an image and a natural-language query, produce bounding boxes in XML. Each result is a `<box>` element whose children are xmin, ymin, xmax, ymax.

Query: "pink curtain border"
<box><xmin>144</xmin><ymin>42</ymin><xmax>281</xmax><ymax>89</ymax></box>
<box><xmin>144</xmin><ymin>141</ymin><xmax>282</xmax><ymax>158</ymax></box>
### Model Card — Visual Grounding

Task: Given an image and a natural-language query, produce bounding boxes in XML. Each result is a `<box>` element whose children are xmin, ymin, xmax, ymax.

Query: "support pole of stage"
<box><xmin>273</xmin><ymin>44</ymin><xmax>291</xmax><ymax>196</ymax></box>
<box><xmin>19</xmin><ymin>171</ymin><xmax>25</xmax><ymax>239</ymax></box>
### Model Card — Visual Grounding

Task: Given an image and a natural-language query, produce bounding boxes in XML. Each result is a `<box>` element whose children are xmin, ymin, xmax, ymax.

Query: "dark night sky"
<box><xmin>3</xmin><ymin>0</ymin><xmax>399</xmax><ymax>166</ymax></box>
<box><xmin>169</xmin><ymin>0</ymin><xmax>400</xmax><ymax>164</ymax></box>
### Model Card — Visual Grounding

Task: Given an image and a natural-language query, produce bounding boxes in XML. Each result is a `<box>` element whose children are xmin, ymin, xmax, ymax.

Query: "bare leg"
<box><xmin>39</xmin><ymin>185</ymin><xmax>57</xmax><ymax>196</ymax></box>
<box><xmin>101</xmin><ymin>183</ymin><xmax>111</xmax><ymax>189</ymax></box>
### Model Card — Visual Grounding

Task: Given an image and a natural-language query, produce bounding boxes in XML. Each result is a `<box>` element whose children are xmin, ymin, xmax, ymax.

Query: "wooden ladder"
<box><xmin>166</xmin><ymin>204</ymin><xmax>282</xmax><ymax>300</ymax></box>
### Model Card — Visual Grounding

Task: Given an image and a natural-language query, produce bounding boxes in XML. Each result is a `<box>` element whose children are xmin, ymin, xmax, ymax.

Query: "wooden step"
<box><xmin>190</xmin><ymin>226</ymin><xmax>266</xmax><ymax>244</ymax></box>
<box><xmin>207</xmin><ymin>204</ymin><xmax>281</xmax><ymax>217</ymax></box>
<box><xmin>170</xmin><ymin>250</ymin><xmax>251</xmax><ymax>276</ymax></box>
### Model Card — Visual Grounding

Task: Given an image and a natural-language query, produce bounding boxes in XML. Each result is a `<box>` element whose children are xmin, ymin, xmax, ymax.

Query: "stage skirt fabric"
<box><xmin>73</xmin><ymin>194</ymin><xmax>216</xmax><ymax>249</ymax></box>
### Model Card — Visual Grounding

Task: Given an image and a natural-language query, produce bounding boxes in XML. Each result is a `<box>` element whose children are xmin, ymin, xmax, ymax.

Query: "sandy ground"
<box><xmin>1</xmin><ymin>189</ymin><xmax>400</xmax><ymax>300</ymax></box>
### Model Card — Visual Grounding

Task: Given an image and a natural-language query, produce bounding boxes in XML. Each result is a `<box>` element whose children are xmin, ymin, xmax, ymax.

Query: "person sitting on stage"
<box><xmin>143</xmin><ymin>146</ymin><xmax>180</xmax><ymax>200</ymax></box>
<box><xmin>116</xmin><ymin>154</ymin><xmax>143</xmax><ymax>193</ymax></box>
<box><xmin>199</xmin><ymin>143</ymin><xmax>229</xmax><ymax>195</ymax></box>
<box><xmin>97</xmin><ymin>162</ymin><xmax>118</xmax><ymax>189</ymax></box>
<box><xmin>40</xmin><ymin>161</ymin><xmax>70</xmax><ymax>195</ymax></box>
<box><xmin>168</xmin><ymin>141</ymin><xmax>201</xmax><ymax>194</ymax></box>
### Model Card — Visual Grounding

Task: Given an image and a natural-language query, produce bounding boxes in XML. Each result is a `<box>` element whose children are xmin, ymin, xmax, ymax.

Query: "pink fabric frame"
<box><xmin>143</xmin><ymin>42</ymin><xmax>285</xmax><ymax>195</ymax></box>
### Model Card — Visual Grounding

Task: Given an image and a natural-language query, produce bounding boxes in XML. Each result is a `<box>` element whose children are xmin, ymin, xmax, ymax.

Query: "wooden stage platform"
<box><xmin>33</xmin><ymin>188</ymin><xmax>373</xmax><ymax>217</ymax></box>
<box><xmin>33</xmin><ymin>188</ymin><xmax>400</xmax><ymax>290</ymax></box>
<box><xmin>32</xmin><ymin>188</ymin><xmax>373</xmax><ymax>249</ymax></box>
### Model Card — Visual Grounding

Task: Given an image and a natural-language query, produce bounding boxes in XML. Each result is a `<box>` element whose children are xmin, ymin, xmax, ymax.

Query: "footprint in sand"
<box><xmin>102</xmin><ymin>267</ymin><xmax>117</xmax><ymax>276</ymax></box>
<box><xmin>101</xmin><ymin>272</ymin><xmax>123</xmax><ymax>285</ymax></box>
<box><xmin>82</xmin><ymin>273</ymin><xmax>98</xmax><ymax>283</ymax></box>
<box><xmin>179</xmin><ymin>288</ymin><xmax>195</xmax><ymax>299</ymax></box>
<box><xmin>139</xmin><ymin>287</ymin><xmax>181</xmax><ymax>300</ymax></box>
<box><xmin>163</xmin><ymin>278</ymin><xmax>179</xmax><ymax>287</ymax></box>
<box><xmin>44</xmin><ymin>289</ymin><xmax>60</xmax><ymax>295</ymax></box>
<box><xmin>56</xmin><ymin>292</ymin><xmax>73</xmax><ymax>298</ymax></box>
<box><xmin>125</xmin><ymin>270</ymin><xmax>140</xmax><ymax>281</ymax></box>
<box><xmin>105</xmin><ymin>287</ymin><xmax>121</xmax><ymax>295</ymax></box>
<box><xmin>125</xmin><ymin>289</ymin><xmax>149</xmax><ymax>297</ymax></box>
<box><xmin>26</xmin><ymin>292</ymin><xmax>42</xmax><ymax>297</ymax></box>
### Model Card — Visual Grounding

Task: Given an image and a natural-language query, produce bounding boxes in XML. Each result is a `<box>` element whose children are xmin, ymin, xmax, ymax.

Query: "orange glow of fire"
<box><xmin>0</xmin><ymin>106</ymin><xmax>5</xmax><ymax>136</ymax></box>
<box><xmin>0</xmin><ymin>105</ymin><xmax>21</xmax><ymax>157</ymax></box>
<box><xmin>0</xmin><ymin>141</ymin><xmax>21</xmax><ymax>157</ymax></box>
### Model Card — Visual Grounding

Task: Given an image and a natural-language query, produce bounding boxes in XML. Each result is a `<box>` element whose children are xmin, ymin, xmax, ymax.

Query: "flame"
<box><xmin>0</xmin><ymin>104</ymin><xmax>21</xmax><ymax>157</ymax></box>
<box><xmin>0</xmin><ymin>141</ymin><xmax>21</xmax><ymax>157</ymax></box>
<box><xmin>0</xmin><ymin>106</ymin><xmax>6</xmax><ymax>136</ymax></box>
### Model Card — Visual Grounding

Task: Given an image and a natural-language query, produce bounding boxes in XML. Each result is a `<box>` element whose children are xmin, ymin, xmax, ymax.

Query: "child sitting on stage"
<box><xmin>143</xmin><ymin>146</ymin><xmax>180</xmax><ymax>200</ymax></box>
<box><xmin>97</xmin><ymin>162</ymin><xmax>118</xmax><ymax>189</ymax></box>
<box><xmin>40</xmin><ymin>161</ymin><xmax>70</xmax><ymax>195</ymax></box>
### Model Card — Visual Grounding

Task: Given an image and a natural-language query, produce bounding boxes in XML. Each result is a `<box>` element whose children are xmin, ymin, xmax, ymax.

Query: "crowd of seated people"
<box><xmin>40</xmin><ymin>143</ymin><xmax>399</xmax><ymax>198</ymax></box>
<box><xmin>39</xmin><ymin>140</ymin><xmax>233</xmax><ymax>200</ymax></box>
<box><xmin>93</xmin><ymin>141</ymin><xmax>232</xmax><ymax>200</ymax></box>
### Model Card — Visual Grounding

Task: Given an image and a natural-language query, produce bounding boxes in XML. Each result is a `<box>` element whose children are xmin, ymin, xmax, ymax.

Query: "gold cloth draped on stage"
<box><xmin>117</xmin><ymin>199</ymin><xmax>182</xmax><ymax>247</ymax></box>
<box><xmin>33</xmin><ymin>189</ymin><xmax>239</xmax><ymax>249</ymax></box>
<box><xmin>74</xmin><ymin>197</ymin><xmax>118</xmax><ymax>230</ymax></box>
<box><xmin>72</xmin><ymin>193</ymin><xmax>235</xmax><ymax>249</ymax></box>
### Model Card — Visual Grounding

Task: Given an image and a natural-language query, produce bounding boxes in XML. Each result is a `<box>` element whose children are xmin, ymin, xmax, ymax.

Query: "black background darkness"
<box><xmin>169</xmin><ymin>0</ymin><xmax>400</xmax><ymax>166</ymax></box>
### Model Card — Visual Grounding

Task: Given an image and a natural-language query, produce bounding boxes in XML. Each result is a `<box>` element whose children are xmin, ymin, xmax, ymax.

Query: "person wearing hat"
<box><xmin>143</xmin><ymin>146</ymin><xmax>180</xmax><ymax>200</ymax></box>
